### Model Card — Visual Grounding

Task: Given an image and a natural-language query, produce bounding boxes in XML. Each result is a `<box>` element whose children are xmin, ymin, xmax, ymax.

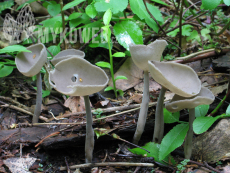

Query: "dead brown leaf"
<box><xmin>108</xmin><ymin>58</ymin><xmax>143</xmax><ymax>91</ymax></box>
<box><xmin>64</xmin><ymin>96</ymin><xmax>86</xmax><ymax>113</ymax></box>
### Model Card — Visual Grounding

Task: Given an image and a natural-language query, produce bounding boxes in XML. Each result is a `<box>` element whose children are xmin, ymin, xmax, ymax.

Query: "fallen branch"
<box><xmin>173</xmin><ymin>48</ymin><xmax>230</xmax><ymax>64</ymax></box>
<box><xmin>0</xmin><ymin>103</ymin><xmax>48</xmax><ymax>122</ymax></box>
<box><xmin>47</xmin><ymin>101</ymin><xmax>158</xmax><ymax>122</ymax></box>
<box><xmin>59</xmin><ymin>162</ymin><xmax>154</xmax><ymax>170</ymax></box>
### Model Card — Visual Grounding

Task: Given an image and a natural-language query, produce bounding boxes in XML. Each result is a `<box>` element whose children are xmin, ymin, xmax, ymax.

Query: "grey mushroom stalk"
<box><xmin>129</xmin><ymin>40</ymin><xmax>168</xmax><ymax>144</ymax></box>
<box><xmin>49</xmin><ymin>56</ymin><xmax>109</xmax><ymax>163</ymax></box>
<box><xmin>148</xmin><ymin>60</ymin><xmax>201</xmax><ymax>143</ymax></box>
<box><xmin>166</xmin><ymin>87</ymin><xmax>215</xmax><ymax>159</ymax></box>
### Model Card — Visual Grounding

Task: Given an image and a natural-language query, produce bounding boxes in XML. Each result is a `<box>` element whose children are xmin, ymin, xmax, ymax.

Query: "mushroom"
<box><xmin>129</xmin><ymin>40</ymin><xmax>168</xmax><ymax>144</ymax></box>
<box><xmin>51</xmin><ymin>49</ymin><xmax>85</xmax><ymax>66</ymax></box>
<box><xmin>49</xmin><ymin>56</ymin><xmax>109</xmax><ymax>163</ymax></box>
<box><xmin>148</xmin><ymin>60</ymin><xmax>201</xmax><ymax>143</ymax></box>
<box><xmin>15</xmin><ymin>43</ymin><xmax>47</xmax><ymax>123</ymax></box>
<box><xmin>165</xmin><ymin>87</ymin><xmax>215</xmax><ymax>159</ymax></box>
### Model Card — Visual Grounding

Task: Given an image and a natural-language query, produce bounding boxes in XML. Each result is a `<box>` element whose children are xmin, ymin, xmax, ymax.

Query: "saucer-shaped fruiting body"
<box><xmin>49</xmin><ymin>56</ymin><xmax>109</xmax><ymax>96</ymax></box>
<box><xmin>51</xmin><ymin>49</ymin><xmax>85</xmax><ymax>65</ymax></box>
<box><xmin>129</xmin><ymin>40</ymin><xmax>168</xmax><ymax>71</ymax></box>
<box><xmin>15</xmin><ymin>43</ymin><xmax>47</xmax><ymax>77</ymax></box>
<box><xmin>148</xmin><ymin>60</ymin><xmax>201</xmax><ymax>97</ymax></box>
<box><xmin>165</xmin><ymin>87</ymin><xmax>215</xmax><ymax>112</ymax></box>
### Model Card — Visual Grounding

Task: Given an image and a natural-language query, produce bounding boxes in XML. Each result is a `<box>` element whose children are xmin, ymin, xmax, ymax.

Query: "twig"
<box><xmin>60</xmin><ymin>0</ymin><xmax>67</xmax><ymax>50</ymax></box>
<box><xmin>35</xmin><ymin>131</ymin><xmax>60</xmax><ymax>147</ymax></box>
<box><xmin>0</xmin><ymin>96</ymin><xmax>30</xmax><ymax>111</ymax></box>
<box><xmin>79</xmin><ymin>29</ymin><xmax>102</xmax><ymax>51</ymax></box>
<box><xmin>47</xmin><ymin>101</ymin><xmax>158</xmax><ymax>122</ymax></box>
<box><xmin>178</xmin><ymin>159</ymin><xmax>221</xmax><ymax>173</ymax></box>
<box><xmin>178</xmin><ymin>0</ymin><xmax>184</xmax><ymax>57</ymax></box>
<box><xmin>143</xmin><ymin>0</ymin><xmax>167</xmax><ymax>36</ymax></box>
<box><xmin>203</xmin><ymin>162</ymin><xmax>221</xmax><ymax>173</ymax></box>
<box><xmin>0</xmin><ymin>55</ymin><xmax>13</xmax><ymax>58</ymax></box>
<box><xmin>0</xmin><ymin>103</ymin><xmax>48</xmax><ymax>122</ymax></box>
<box><xmin>59</xmin><ymin>162</ymin><xmax>154</xmax><ymax>170</ymax></box>
<box><xmin>65</xmin><ymin>157</ymin><xmax>70</xmax><ymax>173</ymax></box>
<box><xmin>173</xmin><ymin>48</ymin><xmax>230</xmax><ymax>64</ymax></box>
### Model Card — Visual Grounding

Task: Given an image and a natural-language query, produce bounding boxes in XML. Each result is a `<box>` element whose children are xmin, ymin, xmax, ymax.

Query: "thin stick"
<box><xmin>153</xmin><ymin>86</ymin><xmax>166</xmax><ymax>144</ymax></box>
<box><xmin>59</xmin><ymin>162</ymin><xmax>154</xmax><ymax>170</ymax></box>
<box><xmin>184</xmin><ymin>108</ymin><xmax>195</xmax><ymax>159</ymax></box>
<box><xmin>47</xmin><ymin>102</ymin><xmax>158</xmax><ymax>122</ymax></box>
<box><xmin>60</xmin><ymin>0</ymin><xmax>67</xmax><ymax>50</ymax></box>
<box><xmin>133</xmin><ymin>71</ymin><xmax>149</xmax><ymax>144</ymax></box>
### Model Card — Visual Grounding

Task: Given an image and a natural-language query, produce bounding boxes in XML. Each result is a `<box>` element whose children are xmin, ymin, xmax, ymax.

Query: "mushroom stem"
<box><xmin>133</xmin><ymin>71</ymin><xmax>149</xmax><ymax>144</ymax></box>
<box><xmin>184</xmin><ymin>108</ymin><xmax>195</xmax><ymax>159</ymax></box>
<box><xmin>153</xmin><ymin>86</ymin><xmax>166</xmax><ymax>144</ymax></box>
<box><xmin>33</xmin><ymin>72</ymin><xmax>42</xmax><ymax>123</ymax></box>
<box><xmin>84</xmin><ymin>95</ymin><xmax>94</xmax><ymax>163</ymax></box>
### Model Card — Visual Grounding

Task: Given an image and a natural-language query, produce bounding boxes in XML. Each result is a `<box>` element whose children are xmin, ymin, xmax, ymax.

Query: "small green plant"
<box><xmin>216</xmin><ymin>161</ymin><xmax>223</xmax><ymax>165</ymax></box>
<box><xmin>37</xmin><ymin>163</ymin><xmax>43</xmax><ymax>172</ymax></box>
<box><xmin>96</xmin><ymin>9</ymin><xmax>127</xmax><ymax>98</ymax></box>
<box><xmin>0</xmin><ymin>45</ymin><xmax>32</xmax><ymax>78</ymax></box>
<box><xmin>176</xmin><ymin>159</ymin><xmax>190</xmax><ymax>173</ymax></box>
<box><xmin>92</xmin><ymin>108</ymin><xmax>105</xmax><ymax>123</ymax></box>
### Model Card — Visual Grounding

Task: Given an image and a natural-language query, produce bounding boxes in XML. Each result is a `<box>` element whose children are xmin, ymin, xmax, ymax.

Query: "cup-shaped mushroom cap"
<box><xmin>148</xmin><ymin>60</ymin><xmax>201</xmax><ymax>97</ymax></box>
<box><xmin>129</xmin><ymin>40</ymin><xmax>168</xmax><ymax>71</ymax></box>
<box><xmin>51</xmin><ymin>49</ymin><xmax>85</xmax><ymax>66</ymax></box>
<box><xmin>15</xmin><ymin>43</ymin><xmax>47</xmax><ymax>77</ymax></box>
<box><xmin>165</xmin><ymin>87</ymin><xmax>215</xmax><ymax>112</ymax></box>
<box><xmin>49</xmin><ymin>56</ymin><xmax>109</xmax><ymax>96</ymax></box>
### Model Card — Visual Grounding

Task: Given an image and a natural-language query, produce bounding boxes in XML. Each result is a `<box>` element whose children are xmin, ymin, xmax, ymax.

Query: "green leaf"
<box><xmin>68</xmin><ymin>12</ymin><xmax>83</xmax><ymax>20</ymax></box>
<box><xmin>103</xmin><ymin>9</ymin><xmax>112</xmax><ymax>26</ymax></box>
<box><xmin>146</xmin><ymin>3</ymin><xmax>164</xmax><ymax>23</ymax></box>
<box><xmin>0</xmin><ymin>45</ymin><xmax>31</xmax><ymax>54</ymax></box>
<box><xmin>94</xmin><ymin>0</ymin><xmax>128</xmax><ymax>14</ymax></box>
<box><xmin>85</xmin><ymin>4</ymin><xmax>97</xmax><ymax>18</ymax></box>
<box><xmin>0</xmin><ymin>0</ymin><xmax>14</xmax><ymax>13</ymax></box>
<box><xmin>150</xmin><ymin>0</ymin><xmax>169</xmax><ymax>6</ymax></box>
<box><xmin>42</xmin><ymin>90</ymin><xmax>50</xmax><ymax>98</ymax></box>
<box><xmin>62</xmin><ymin>0</ymin><xmax>85</xmax><ymax>11</ymax></box>
<box><xmin>0</xmin><ymin>65</ymin><xmax>14</xmax><ymax>78</ymax></box>
<box><xmin>16</xmin><ymin>0</ymin><xmax>37</xmax><ymax>11</ymax></box>
<box><xmin>201</xmin><ymin>28</ymin><xmax>211</xmax><ymax>41</ymax></box>
<box><xmin>47</xmin><ymin>3</ymin><xmax>61</xmax><ymax>16</ymax></box>
<box><xmin>159</xmin><ymin>123</ymin><xmax>189</xmax><ymax>160</ymax></box>
<box><xmin>69</xmin><ymin>13</ymin><xmax>90</xmax><ymax>28</ymax></box>
<box><xmin>115</xmin><ymin>76</ymin><xmax>127</xmax><ymax>81</ymax></box>
<box><xmin>96</xmin><ymin>61</ymin><xmax>111</xmax><ymax>68</ymax></box>
<box><xmin>186</xmin><ymin>30</ymin><xmax>201</xmax><ymax>43</ymax></box>
<box><xmin>117</xmin><ymin>89</ymin><xmax>124</xmax><ymax>97</ymax></box>
<box><xmin>193</xmin><ymin>116</ymin><xmax>219</xmax><ymax>134</ymax></box>
<box><xmin>47</xmin><ymin>45</ymin><xmax>61</xmax><ymax>57</ymax></box>
<box><xmin>129</xmin><ymin>142</ymin><xmax>177</xmax><ymax>165</ymax></box>
<box><xmin>40</xmin><ymin>16</ymin><xmax>62</xmax><ymax>28</ymax></box>
<box><xmin>102</xmin><ymin>25</ymin><xmax>111</xmax><ymax>42</ymax></box>
<box><xmin>224</xmin><ymin>0</ymin><xmax>230</xmax><ymax>5</ymax></box>
<box><xmin>226</xmin><ymin>105</ymin><xmax>230</xmax><ymax>115</ymax></box>
<box><xmin>113</xmin><ymin>20</ymin><xmax>143</xmax><ymax>50</ymax></box>
<box><xmin>94</xmin><ymin>128</ymin><xmax>110</xmax><ymax>139</ymax></box>
<box><xmin>104</xmin><ymin>86</ymin><xmax>114</xmax><ymax>91</ymax></box>
<box><xmin>202</xmin><ymin>0</ymin><xmax>221</xmax><ymax>10</ymax></box>
<box><xmin>113</xmin><ymin>52</ymin><xmax>125</xmax><ymax>57</ymax></box>
<box><xmin>194</xmin><ymin>105</ymin><xmax>209</xmax><ymax>117</ymax></box>
<box><xmin>129</xmin><ymin>0</ymin><xmax>158</xmax><ymax>32</ymax></box>
<box><xmin>164</xmin><ymin>108</ymin><xmax>180</xmax><ymax>124</ymax></box>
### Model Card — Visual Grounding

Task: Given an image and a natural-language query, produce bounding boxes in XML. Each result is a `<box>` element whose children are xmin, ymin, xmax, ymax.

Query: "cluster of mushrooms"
<box><xmin>15</xmin><ymin>43</ymin><xmax>109</xmax><ymax>163</ymax></box>
<box><xmin>15</xmin><ymin>40</ymin><xmax>214</xmax><ymax>162</ymax></box>
<box><xmin>129</xmin><ymin>40</ymin><xmax>215</xmax><ymax>159</ymax></box>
